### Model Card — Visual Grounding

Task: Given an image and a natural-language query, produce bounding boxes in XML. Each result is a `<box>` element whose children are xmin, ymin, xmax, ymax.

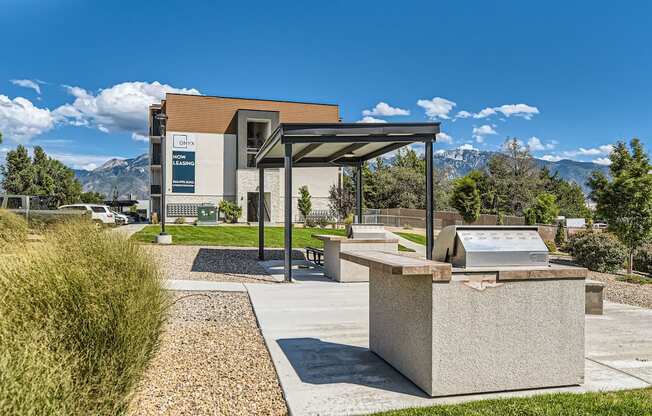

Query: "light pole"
<box><xmin>154</xmin><ymin>112</ymin><xmax>171</xmax><ymax>244</ymax></box>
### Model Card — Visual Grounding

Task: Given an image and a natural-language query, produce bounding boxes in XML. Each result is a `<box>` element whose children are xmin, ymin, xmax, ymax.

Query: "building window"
<box><xmin>246</xmin><ymin>121</ymin><xmax>269</xmax><ymax>168</ymax></box>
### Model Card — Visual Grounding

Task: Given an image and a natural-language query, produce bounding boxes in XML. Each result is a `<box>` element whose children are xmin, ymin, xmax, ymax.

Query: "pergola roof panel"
<box><xmin>256</xmin><ymin>122</ymin><xmax>440</xmax><ymax>167</ymax></box>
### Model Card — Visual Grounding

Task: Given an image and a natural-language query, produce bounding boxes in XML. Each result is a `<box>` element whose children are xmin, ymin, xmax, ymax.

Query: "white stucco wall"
<box><xmin>159</xmin><ymin>130</ymin><xmax>339</xmax><ymax>222</ymax></box>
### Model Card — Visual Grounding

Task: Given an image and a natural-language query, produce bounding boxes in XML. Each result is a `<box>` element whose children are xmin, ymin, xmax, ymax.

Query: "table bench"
<box><xmin>342</xmin><ymin>250</ymin><xmax>586</xmax><ymax>397</ymax></box>
<box><xmin>312</xmin><ymin>234</ymin><xmax>398</xmax><ymax>282</ymax></box>
<box><xmin>305</xmin><ymin>246</ymin><xmax>324</xmax><ymax>265</ymax></box>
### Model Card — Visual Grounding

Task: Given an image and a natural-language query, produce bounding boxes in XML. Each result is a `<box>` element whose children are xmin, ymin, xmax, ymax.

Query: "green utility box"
<box><xmin>197</xmin><ymin>204</ymin><xmax>217</xmax><ymax>225</ymax></box>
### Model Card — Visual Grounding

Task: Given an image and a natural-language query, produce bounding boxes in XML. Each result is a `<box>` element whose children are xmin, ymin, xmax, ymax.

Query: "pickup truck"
<box><xmin>0</xmin><ymin>195</ymin><xmax>89</xmax><ymax>223</ymax></box>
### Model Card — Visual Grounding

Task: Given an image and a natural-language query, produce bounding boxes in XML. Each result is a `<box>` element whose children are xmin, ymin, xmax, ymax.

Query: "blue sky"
<box><xmin>1</xmin><ymin>0</ymin><xmax>650</xmax><ymax>169</ymax></box>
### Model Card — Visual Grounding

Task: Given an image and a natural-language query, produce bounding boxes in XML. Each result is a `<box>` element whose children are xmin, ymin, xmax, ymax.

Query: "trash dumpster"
<box><xmin>196</xmin><ymin>204</ymin><xmax>217</xmax><ymax>225</ymax></box>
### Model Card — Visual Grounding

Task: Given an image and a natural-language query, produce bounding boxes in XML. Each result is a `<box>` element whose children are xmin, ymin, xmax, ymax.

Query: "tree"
<box><xmin>588</xmin><ymin>139</ymin><xmax>652</xmax><ymax>274</ymax></box>
<box><xmin>540</xmin><ymin>167</ymin><xmax>589</xmax><ymax>218</ymax></box>
<box><xmin>555</xmin><ymin>221</ymin><xmax>567</xmax><ymax>248</ymax></box>
<box><xmin>0</xmin><ymin>145</ymin><xmax>34</xmax><ymax>195</ymax></box>
<box><xmin>524</xmin><ymin>193</ymin><xmax>559</xmax><ymax>225</ymax></box>
<box><xmin>297</xmin><ymin>185</ymin><xmax>312</xmax><ymax>225</ymax></box>
<box><xmin>328</xmin><ymin>175</ymin><xmax>355</xmax><ymax>221</ymax></box>
<box><xmin>485</xmin><ymin>139</ymin><xmax>540</xmax><ymax>216</ymax></box>
<box><xmin>451</xmin><ymin>176</ymin><xmax>481</xmax><ymax>223</ymax></box>
<box><xmin>1</xmin><ymin>145</ymin><xmax>82</xmax><ymax>205</ymax></box>
<box><xmin>80</xmin><ymin>191</ymin><xmax>105</xmax><ymax>204</ymax></box>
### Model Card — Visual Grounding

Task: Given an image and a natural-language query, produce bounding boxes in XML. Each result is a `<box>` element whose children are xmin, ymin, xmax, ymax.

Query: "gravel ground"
<box><xmin>587</xmin><ymin>270</ymin><xmax>652</xmax><ymax>309</ymax></box>
<box><xmin>145</xmin><ymin>245</ymin><xmax>303</xmax><ymax>283</ymax></box>
<box><xmin>129</xmin><ymin>291</ymin><xmax>288</xmax><ymax>416</ymax></box>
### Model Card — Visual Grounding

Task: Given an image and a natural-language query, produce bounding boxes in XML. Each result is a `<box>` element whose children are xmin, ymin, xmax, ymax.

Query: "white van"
<box><xmin>58</xmin><ymin>204</ymin><xmax>116</xmax><ymax>224</ymax></box>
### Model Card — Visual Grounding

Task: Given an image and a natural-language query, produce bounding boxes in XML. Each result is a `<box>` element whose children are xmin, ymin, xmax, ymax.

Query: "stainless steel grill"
<box><xmin>433</xmin><ymin>225</ymin><xmax>549</xmax><ymax>268</ymax></box>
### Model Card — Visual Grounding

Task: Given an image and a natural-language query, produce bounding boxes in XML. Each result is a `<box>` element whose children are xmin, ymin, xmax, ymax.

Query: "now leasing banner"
<box><xmin>172</xmin><ymin>135</ymin><xmax>196</xmax><ymax>193</ymax></box>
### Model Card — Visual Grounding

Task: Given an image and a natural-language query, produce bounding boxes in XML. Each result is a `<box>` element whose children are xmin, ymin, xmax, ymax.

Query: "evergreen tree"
<box><xmin>0</xmin><ymin>145</ymin><xmax>34</xmax><ymax>195</ymax></box>
<box><xmin>588</xmin><ymin>139</ymin><xmax>652</xmax><ymax>274</ymax></box>
<box><xmin>297</xmin><ymin>185</ymin><xmax>312</xmax><ymax>225</ymax></box>
<box><xmin>555</xmin><ymin>222</ymin><xmax>567</xmax><ymax>248</ymax></box>
<box><xmin>451</xmin><ymin>175</ymin><xmax>481</xmax><ymax>223</ymax></box>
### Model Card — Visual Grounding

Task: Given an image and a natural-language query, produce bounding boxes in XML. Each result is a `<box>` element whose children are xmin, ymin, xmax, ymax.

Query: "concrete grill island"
<box><xmin>339</xmin><ymin>226</ymin><xmax>587</xmax><ymax>397</ymax></box>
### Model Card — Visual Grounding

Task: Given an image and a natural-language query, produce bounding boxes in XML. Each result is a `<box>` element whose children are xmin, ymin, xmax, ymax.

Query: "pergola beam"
<box><xmin>327</xmin><ymin>143</ymin><xmax>368</xmax><ymax>162</ymax></box>
<box><xmin>293</xmin><ymin>143</ymin><xmax>322</xmax><ymax>162</ymax></box>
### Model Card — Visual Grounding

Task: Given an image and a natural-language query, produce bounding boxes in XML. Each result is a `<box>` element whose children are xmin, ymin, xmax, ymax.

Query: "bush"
<box><xmin>0</xmin><ymin>209</ymin><xmax>28</xmax><ymax>251</ymax></box>
<box><xmin>219</xmin><ymin>200</ymin><xmax>242</xmax><ymax>223</ymax></box>
<box><xmin>174</xmin><ymin>217</ymin><xmax>186</xmax><ymax>224</ymax></box>
<box><xmin>0</xmin><ymin>221</ymin><xmax>167</xmax><ymax>415</ymax></box>
<box><xmin>567</xmin><ymin>231</ymin><xmax>627</xmax><ymax>273</ymax></box>
<box><xmin>633</xmin><ymin>245</ymin><xmax>652</xmax><ymax>274</ymax></box>
<box><xmin>544</xmin><ymin>240</ymin><xmax>557</xmax><ymax>253</ymax></box>
<box><xmin>555</xmin><ymin>223</ymin><xmax>567</xmax><ymax>249</ymax></box>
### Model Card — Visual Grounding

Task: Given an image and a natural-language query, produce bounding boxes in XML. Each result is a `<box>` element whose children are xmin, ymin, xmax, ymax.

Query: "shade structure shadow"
<box><xmin>277</xmin><ymin>337</ymin><xmax>428</xmax><ymax>397</ymax></box>
<box><xmin>191</xmin><ymin>248</ymin><xmax>306</xmax><ymax>275</ymax></box>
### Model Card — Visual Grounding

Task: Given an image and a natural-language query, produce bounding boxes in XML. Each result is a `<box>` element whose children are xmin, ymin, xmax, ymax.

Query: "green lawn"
<box><xmin>371</xmin><ymin>388</ymin><xmax>652</xmax><ymax>415</ymax></box>
<box><xmin>132</xmin><ymin>225</ymin><xmax>347</xmax><ymax>248</ymax></box>
<box><xmin>396</xmin><ymin>232</ymin><xmax>426</xmax><ymax>246</ymax></box>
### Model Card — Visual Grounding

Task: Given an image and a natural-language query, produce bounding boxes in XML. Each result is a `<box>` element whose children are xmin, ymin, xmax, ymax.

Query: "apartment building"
<box><xmin>148</xmin><ymin>93</ymin><xmax>340</xmax><ymax>223</ymax></box>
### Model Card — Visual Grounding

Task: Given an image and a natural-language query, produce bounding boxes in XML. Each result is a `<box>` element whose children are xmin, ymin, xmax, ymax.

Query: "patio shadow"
<box><xmin>276</xmin><ymin>337</ymin><xmax>428</xmax><ymax>397</ymax></box>
<box><xmin>191</xmin><ymin>248</ymin><xmax>305</xmax><ymax>275</ymax></box>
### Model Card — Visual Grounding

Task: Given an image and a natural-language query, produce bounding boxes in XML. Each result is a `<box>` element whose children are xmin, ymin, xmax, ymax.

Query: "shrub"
<box><xmin>567</xmin><ymin>231</ymin><xmax>627</xmax><ymax>273</ymax></box>
<box><xmin>633</xmin><ymin>245</ymin><xmax>652</xmax><ymax>274</ymax></box>
<box><xmin>305</xmin><ymin>217</ymin><xmax>317</xmax><ymax>228</ymax></box>
<box><xmin>174</xmin><ymin>217</ymin><xmax>186</xmax><ymax>224</ymax></box>
<box><xmin>219</xmin><ymin>200</ymin><xmax>242</xmax><ymax>223</ymax></box>
<box><xmin>544</xmin><ymin>240</ymin><xmax>557</xmax><ymax>253</ymax></box>
<box><xmin>555</xmin><ymin>223</ymin><xmax>567</xmax><ymax>249</ymax></box>
<box><xmin>0</xmin><ymin>221</ymin><xmax>167</xmax><ymax>415</ymax></box>
<box><xmin>0</xmin><ymin>209</ymin><xmax>28</xmax><ymax>251</ymax></box>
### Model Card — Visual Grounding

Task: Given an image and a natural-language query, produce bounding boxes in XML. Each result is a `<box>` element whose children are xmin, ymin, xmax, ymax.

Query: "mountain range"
<box><xmin>73</xmin><ymin>150</ymin><xmax>609</xmax><ymax>200</ymax></box>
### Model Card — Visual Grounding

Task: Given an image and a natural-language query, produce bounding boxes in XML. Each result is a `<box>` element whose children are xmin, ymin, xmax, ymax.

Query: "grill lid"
<box><xmin>433</xmin><ymin>225</ymin><xmax>549</xmax><ymax>268</ymax></box>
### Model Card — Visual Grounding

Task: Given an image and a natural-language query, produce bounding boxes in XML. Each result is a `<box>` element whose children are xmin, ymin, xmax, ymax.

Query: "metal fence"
<box><xmin>362</xmin><ymin>208</ymin><xmax>524</xmax><ymax>229</ymax></box>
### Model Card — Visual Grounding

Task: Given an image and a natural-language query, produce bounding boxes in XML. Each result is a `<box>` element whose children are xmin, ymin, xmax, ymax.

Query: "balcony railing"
<box><xmin>150</xmin><ymin>185</ymin><xmax>161</xmax><ymax>195</ymax></box>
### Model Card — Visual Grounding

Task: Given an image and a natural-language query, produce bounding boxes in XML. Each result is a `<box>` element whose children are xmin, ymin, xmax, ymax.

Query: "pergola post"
<box><xmin>425</xmin><ymin>139</ymin><xmax>434</xmax><ymax>260</ymax></box>
<box><xmin>258</xmin><ymin>166</ymin><xmax>265</xmax><ymax>260</ymax></box>
<box><xmin>355</xmin><ymin>164</ymin><xmax>363</xmax><ymax>223</ymax></box>
<box><xmin>284</xmin><ymin>142</ymin><xmax>293</xmax><ymax>282</ymax></box>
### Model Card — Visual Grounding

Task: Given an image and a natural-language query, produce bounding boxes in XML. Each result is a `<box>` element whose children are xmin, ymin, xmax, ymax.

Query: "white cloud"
<box><xmin>540</xmin><ymin>154</ymin><xmax>562</xmax><ymax>162</ymax></box>
<box><xmin>131</xmin><ymin>132</ymin><xmax>149</xmax><ymax>141</ymax></box>
<box><xmin>11</xmin><ymin>79</ymin><xmax>42</xmax><ymax>95</ymax></box>
<box><xmin>417</xmin><ymin>97</ymin><xmax>456</xmax><ymax>120</ymax></box>
<box><xmin>473</xmin><ymin>107</ymin><xmax>497</xmax><ymax>119</ymax></box>
<box><xmin>562</xmin><ymin>144</ymin><xmax>614</xmax><ymax>157</ymax></box>
<box><xmin>436</xmin><ymin>132</ymin><xmax>453</xmax><ymax>144</ymax></box>
<box><xmin>48</xmin><ymin>151</ymin><xmax>119</xmax><ymax>171</ymax></box>
<box><xmin>527</xmin><ymin>136</ymin><xmax>556</xmax><ymax>151</ymax></box>
<box><xmin>362</xmin><ymin>102</ymin><xmax>409</xmax><ymax>116</ymax></box>
<box><xmin>593</xmin><ymin>157</ymin><xmax>612</xmax><ymax>165</ymax></box>
<box><xmin>55</xmin><ymin>81</ymin><xmax>201</xmax><ymax>136</ymax></box>
<box><xmin>459</xmin><ymin>103</ymin><xmax>540</xmax><ymax>120</ymax></box>
<box><xmin>357</xmin><ymin>116</ymin><xmax>387</xmax><ymax>123</ymax></box>
<box><xmin>458</xmin><ymin>143</ymin><xmax>478</xmax><ymax>151</ymax></box>
<box><xmin>494</xmin><ymin>104</ymin><xmax>539</xmax><ymax>119</ymax></box>
<box><xmin>472</xmin><ymin>124</ymin><xmax>497</xmax><ymax>142</ymax></box>
<box><xmin>0</xmin><ymin>95</ymin><xmax>55</xmax><ymax>142</ymax></box>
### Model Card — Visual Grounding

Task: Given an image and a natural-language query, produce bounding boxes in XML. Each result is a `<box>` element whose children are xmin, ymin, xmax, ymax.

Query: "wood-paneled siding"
<box><xmin>165</xmin><ymin>94</ymin><xmax>339</xmax><ymax>134</ymax></box>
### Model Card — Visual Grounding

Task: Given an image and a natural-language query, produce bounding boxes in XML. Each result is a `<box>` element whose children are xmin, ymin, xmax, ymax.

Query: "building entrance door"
<box><xmin>247</xmin><ymin>192</ymin><xmax>271</xmax><ymax>222</ymax></box>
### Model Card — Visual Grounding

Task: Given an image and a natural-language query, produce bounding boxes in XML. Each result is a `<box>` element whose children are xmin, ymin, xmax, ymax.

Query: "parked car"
<box><xmin>111</xmin><ymin>210</ymin><xmax>129</xmax><ymax>225</ymax></box>
<box><xmin>58</xmin><ymin>204</ymin><xmax>116</xmax><ymax>224</ymax></box>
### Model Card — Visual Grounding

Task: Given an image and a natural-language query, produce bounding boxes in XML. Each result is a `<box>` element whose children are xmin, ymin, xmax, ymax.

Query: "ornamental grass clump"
<box><xmin>0</xmin><ymin>209</ymin><xmax>28</xmax><ymax>251</ymax></box>
<box><xmin>0</xmin><ymin>220</ymin><xmax>167</xmax><ymax>415</ymax></box>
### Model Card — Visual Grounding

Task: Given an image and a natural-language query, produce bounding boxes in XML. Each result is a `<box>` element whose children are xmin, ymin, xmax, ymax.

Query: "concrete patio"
<box><xmin>246</xmin><ymin>279</ymin><xmax>652</xmax><ymax>416</ymax></box>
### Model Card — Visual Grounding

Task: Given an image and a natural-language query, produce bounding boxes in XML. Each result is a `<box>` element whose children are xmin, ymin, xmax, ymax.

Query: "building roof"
<box><xmin>255</xmin><ymin>122</ymin><xmax>441</xmax><ymax>168</ymax></box>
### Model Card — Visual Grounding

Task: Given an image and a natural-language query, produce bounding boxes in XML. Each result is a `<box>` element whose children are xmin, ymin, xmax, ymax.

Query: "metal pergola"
<box><xmin>255</xmin><ymin>122</ymin><xmax>441</xmax><ymax>281</ymax></box>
